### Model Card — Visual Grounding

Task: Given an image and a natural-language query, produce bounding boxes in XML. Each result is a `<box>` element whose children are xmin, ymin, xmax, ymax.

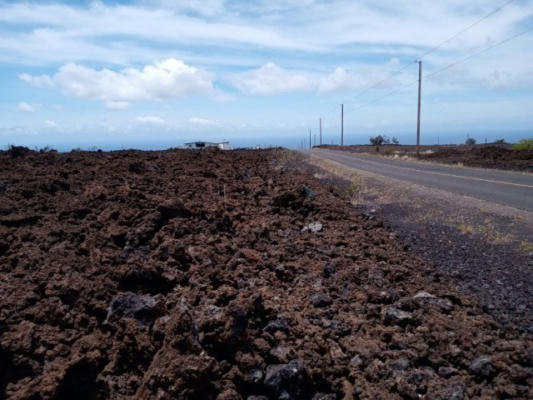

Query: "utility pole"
<box><xmin>319</xmin><ymin>118</ymin><xmax>322</xmax><ymax>145</ymax></box>
<box><xmin>416</xmin><ymin>60</ymin><xmax>422</xmax><ymax>157</ymax></box>
<box><xmin>341</xmin><ymin>104</ymin><xmax>344</xmax><ymax>146</ymax></box>
<box><xmin>314</xmin><ymin>134</ymin><xmax>316</xmax><ymax>146</ymax></box>
<box><xmin>309</xmin><ymin>129</ymin><xmax>312</xmax><ymax>149</ymax></box>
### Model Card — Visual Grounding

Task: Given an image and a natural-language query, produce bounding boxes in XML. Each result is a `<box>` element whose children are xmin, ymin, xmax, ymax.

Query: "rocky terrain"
<box><xmin>0</xmin><ymin>147</ymin><xmax>531</xmax><ymax>399</ymax></box>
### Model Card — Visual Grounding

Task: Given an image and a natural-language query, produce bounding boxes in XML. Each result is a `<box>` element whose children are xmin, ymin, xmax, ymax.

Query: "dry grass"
<box><xmin>307</xmin><ymin>152</ymin><xmax>526</xmax><ymax>248</ymax></box>
<box><xmin>457</xmin><ymin>217</ymin><xmax>474</xmax><ymax>235</ymax></box>
<box><xmin>521</xmin><ymin>241</ymin><xmax>533</xmax><ymax>254</ymax></box>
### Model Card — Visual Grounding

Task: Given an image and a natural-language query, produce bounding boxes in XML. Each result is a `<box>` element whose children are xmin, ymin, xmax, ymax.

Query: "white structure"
<box><xmin>184</xmin><ymin>141</ymin><xmax>231</xmax><ymax>150</ymax></box>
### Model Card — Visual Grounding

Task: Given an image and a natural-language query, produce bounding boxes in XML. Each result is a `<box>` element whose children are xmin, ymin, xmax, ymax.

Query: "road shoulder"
<box><xmin>307</xmin><ymin>153</ymin><xmax>533</xmax><ymax>333</ymax></box>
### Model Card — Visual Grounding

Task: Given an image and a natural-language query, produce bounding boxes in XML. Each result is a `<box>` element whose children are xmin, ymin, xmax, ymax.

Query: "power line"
<box><xmin>342</xmin><ymin>61</ymin><xmax>416</xmax><ymax>106</ymax></box>
<box><xmin>314</xmin><ymin>0</ymin><xmax>523</xmax><ymax>144</ymax></box>
<box><xmin>347</xmin><ymin>79</ymin><xmax>419</xmax><ymax>113</ymax></box>
<box><xmin>336</xmin><ymin>0</ymin><xmax>517</xmax><ymax>108</ymax></box>
<box><xmin>425</xmin><ymin>24</ymin><xmax>533</xmax><ymax>79</ymax></box>
<box><xmin>419</xmin><ymin>0</ymin><xmax>516</xmax><ymax>60</ymax></box>
<box><xmin>345</xmin><ymin>23</ymin><xmax>533</xmax><ymax>113</ymax></box>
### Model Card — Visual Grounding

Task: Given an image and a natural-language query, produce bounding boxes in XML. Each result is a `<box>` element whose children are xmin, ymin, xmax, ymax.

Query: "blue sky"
<box><xmin>1</xmin><ymin>0</ymin><xmax>533</xmax><ymax>150</ymax></box>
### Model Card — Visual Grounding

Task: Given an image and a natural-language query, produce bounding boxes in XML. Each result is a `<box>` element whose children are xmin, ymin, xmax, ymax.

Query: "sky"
<box><xmin>1</xmin><ymin>0</ymin><xmax>533</xmax><ymax>150</ymax></box>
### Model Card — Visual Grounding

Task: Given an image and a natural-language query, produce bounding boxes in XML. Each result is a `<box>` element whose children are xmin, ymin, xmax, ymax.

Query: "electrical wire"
<box><xmin>419</xmin><ymin>0</ymin><xmax>516</xmax><ymax>60</ymax></box>
<box><xmin>347</xmin><ymin>79</ymin><xmax>419</xmax><ymax>113</ymax></box>
<box><xmin>425</xmin><ymin>24</ymin><xmax>533</xmax><ymax>79</ymax></box>
<box><xmin>341</xmin><ymin>61</ymin><xmax>416</xmax><ymax>106</ymax></box>
<box><xmin>334</xmin><ymin>0</ymin><xmax>518</xmax><ymax>110</ymax></box>
<box><xmin>344</xmin><ymin>23</ymin><xmax>533</xmax><ymax>113</ymax></box>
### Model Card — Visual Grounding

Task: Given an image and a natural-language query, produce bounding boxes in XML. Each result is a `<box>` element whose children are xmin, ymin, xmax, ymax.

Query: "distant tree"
<box><xmin>370</xmin><ymin>135</ymin><xmax>387</xmax><ymax>152</ymax></box>
<box><xmin>465</xmin><ymin>138</ymin><xmax>476</xmax><ymax>146</ymax></box>
<box><xmin>494</xmin><ymin>139</ymin><xmax>505</xmax><ymax>145</ymax></box>
<box><xmin>370</xmin><ymin>135</ymin><xmax>385</xmax><ymax>146</ymax></box>
<box><xmin>392</xmin><ymin>136</ymin><xmax>399</xmax><ymax>145</ymax></box>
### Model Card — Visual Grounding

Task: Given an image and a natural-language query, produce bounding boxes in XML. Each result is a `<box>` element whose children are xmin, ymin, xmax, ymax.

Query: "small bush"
<box><xmin>7</xmin><ymin>145</ymin><xmax>31</xmax><ymax>158</ymax></box>
<box><xmin>39</xmin><ymin>146</ymin><xmax>57</xmax><ymax>153</ymax></box>
<box><xmin>512</xmin><ymin>139</ymin><xmax>533</xmax><ymax>151</ymax></box>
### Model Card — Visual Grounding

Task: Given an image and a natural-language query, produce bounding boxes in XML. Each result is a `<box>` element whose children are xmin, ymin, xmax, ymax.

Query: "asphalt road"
<box><xmin>311</xmin><ymin>149</ymin><xmax>533</xmax><ymax>212</ymax></box>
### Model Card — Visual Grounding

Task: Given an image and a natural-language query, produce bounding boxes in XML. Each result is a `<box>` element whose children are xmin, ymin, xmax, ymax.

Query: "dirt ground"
<box><xmin>0</xmin><ymin>148</ymin><xmax>532</xmax><ymax>399</ymax></box>
<box><xmin>316</xmin><ymin>144</ymin><xmax>533</xmax><ymax>173</ymax></box>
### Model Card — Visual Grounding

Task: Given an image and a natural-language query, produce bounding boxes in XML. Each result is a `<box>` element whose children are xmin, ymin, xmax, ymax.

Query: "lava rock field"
<box><xmin>0</xmin><ymin>148</ymin><xmax>531</xmax><ymax>399</ymax></box>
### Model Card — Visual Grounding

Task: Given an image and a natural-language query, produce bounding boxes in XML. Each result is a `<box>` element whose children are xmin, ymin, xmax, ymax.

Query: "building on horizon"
<box><xmin>184</xmin><ymin>141</ymin><xmax>231</xmax><ymax>150</ymax></box>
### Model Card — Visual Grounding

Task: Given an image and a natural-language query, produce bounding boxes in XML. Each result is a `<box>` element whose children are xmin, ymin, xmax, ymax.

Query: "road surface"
<box><xmin>311</xmin><ymin>149</ymin><xmax>533</xmax><ymax>212</ymax></box>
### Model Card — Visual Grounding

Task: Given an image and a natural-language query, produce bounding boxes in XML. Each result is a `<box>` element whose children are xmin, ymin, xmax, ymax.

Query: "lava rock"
<box><xmin>105</xmin><ymin>292</ymin><xmax>159</xmax><ymax>326</ymax></box>
<box><xmin>302</xmin><ymin>222</ymin><xmax>323</xmax><ymax>233</ymax></box>
<box><xmin>270</xmin><ymin>346</ymin><xmax>292</xmax><ymax>363</ymax></box>
<box><xmin>264</xmin><ymin>359</ymin><xmax>311</xmax><ymax>399</ymax></box>
<box><xmin>383</xmin><ymin>307</ymin><xmax>414</xmax><ymax>326</ymax></box>
<box><xmin>391</xmin><ymin>358</ymin><xmax>410</xmax><ymax>371</ymax></box>
<box><xmin>434</xmin><ymin>384</ymin><xmax>465</xmax><ymax>400</ymax></box>
<box><xmin>437</xmin><ymin>366</ymin><xmax>458</xmax><ymax>378</ymax></box>
<box><xmin>247</xmin><ymin>368</ymin><xmax>264</xmax><ymax>384</ymax></box>
<box><xmin>310</xmin><ymin>292</ymin><xmax>332</xmax><ymax>308</ymax></box>
<box><xmin>413</xmin><ymin>291</ymin><xmax>435</xmax><ymax>299</ymax></box>
<box><xmin>128</xmin><ymin>161</ymin><xmax>146</xmax><ymax>174</ymax></box>
<box><xmin>311</xmin><ymin>393</ymin><xmax>336</xmax><ymax>400</ymax></box>
<box><xmin>323</xmin><ymin>262</ymin><xmax>336</xmax><ymax>278</ymax></box>
<box><xmin>264</xmin><ymin>317</ymin><xmax>290</xmax><ymax>333</ymax></box>
<box><xmin>469</xmin><ymin>355</ymin><xmax>493</xmax><ymax>378</ymax></box>
<box><xmin>157</xmin><ymin>199</ymin><xmax>191</xmax><ymax>219</ymax></box>
<box><xmin>300</xmin><ymin>185</ymin><xmax>316</xmax><ymax>200</ymax></box>
<box><xmin>413</xmin><ymin>291</ymin><xmax>453</xmax><ymax>312</ymax></box>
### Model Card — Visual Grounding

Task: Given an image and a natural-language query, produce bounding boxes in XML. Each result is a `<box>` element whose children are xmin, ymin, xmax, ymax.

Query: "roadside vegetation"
<box><xmin>512</xmin><ymin>138</ymin><xmax>533</xmax><ymax>151</ymax></box>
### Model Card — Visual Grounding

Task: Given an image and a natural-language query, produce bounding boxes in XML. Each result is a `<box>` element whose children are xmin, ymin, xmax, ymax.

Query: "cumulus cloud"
<box><xmin>20</xmin><ymin>58</ymin><xmax>214</xmax><ymax>109</ymax></box>
<box><xmin>234</xmin><ymin>63</ymin><xmax>313</xmax><ymax>94</ymax></box>
<box><xmin>18</xmin><ymin>102</ymin><xmax>35</xmax><ymax>112</ymax></box>
<box><xmin>234</xmin><ymin>63</ymin><xmax>397</xmax><ymax>95</ymax></box>
<box><xmin>136</xmin><ymin>115</ymin><xmax>166</xmax><ymax>125</ymax></box>
<box><xmin>318</xmin><ymin>67</ymin><xmax>365</xmax><ymax>93</ymax></box>
<box><xmin>44</xmin><ymin>119</ymin><xmax>57</xmax><ymax>128</ymax></box>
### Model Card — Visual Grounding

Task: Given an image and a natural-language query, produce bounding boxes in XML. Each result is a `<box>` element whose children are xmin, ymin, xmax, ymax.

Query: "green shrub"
<box><xmin>512</xmin><ymin>139</ymin><xmax>533</xmax><ymax>151</ymax></box>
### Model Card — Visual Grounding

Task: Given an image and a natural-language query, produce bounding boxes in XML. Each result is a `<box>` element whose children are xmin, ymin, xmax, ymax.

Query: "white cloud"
<box><xmin>19</xmin><ymin>73</ymin><xmax>55</xmax><ymax>88</ymax></box>
<box><xmin>149</xmin><ymin>0</ymin><xmax>227</xmax><ymax>17</ymax></box>
<box><xmin>234</xmin><ymin>61</ymin><xmax>414</xmax><ymax>95</ymax></box>
<box><xmin>44</xmin><ymin>119</ymin><xmax>57</xmax><ymax>128</ymax></box>
<box><xmin>18</xmin><ymin>102</ymin><xmax>35</xmax><ymax>112</ymax></box>
<box><xmin>0</xmin><ymin>1</ymin><xmax>530</xmax><ymax>67</ymax></box>
<box><xmin>136</xmin><ymin>115</ymin><xmax>166</xmax><ymax>125</ymax></box>
<box><xmin>234</xmin><ymin>63</ymin><xmax>313</xmax><ymax>94</ymax></box>
<box><xmin>20</xmin><ymin>58</ymin><xmax>214</xmax><ymax>109</ymax></box>
<box><xmin>318</xmin><ymin>67</ymin><xmax>364</xmax><ymax>93</ymax></box>
<box><xmin>189</xmin><ymin>117</ymin><xmax>218</xmax><ymax>126</ymax></box>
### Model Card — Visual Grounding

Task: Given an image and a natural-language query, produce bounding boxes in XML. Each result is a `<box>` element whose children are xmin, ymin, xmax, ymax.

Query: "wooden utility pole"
<box><xmin>309</xmin><ymin>129</ymin><xmax>312</xmax><ymax>149</ymax></box>
<box><xmin>416</xmin><ymin>60</ymin><xmax>422</xmax><ymax>157</ymax></box>
<box><xmin>341</xmin><ymin>104</ymin><xmax>344</xmax><ymax>146</ymax></box>
<box><xmin>319</xmin><ymin>118</ymin><xmax>322</xmax><ymax>145</ymax></box>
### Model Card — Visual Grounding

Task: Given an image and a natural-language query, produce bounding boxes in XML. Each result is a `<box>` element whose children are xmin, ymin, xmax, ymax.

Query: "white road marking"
<box><xmin>317</xmin><ymin>150</ymin><xmax>533</xmax><ymax>189</ymax></box>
